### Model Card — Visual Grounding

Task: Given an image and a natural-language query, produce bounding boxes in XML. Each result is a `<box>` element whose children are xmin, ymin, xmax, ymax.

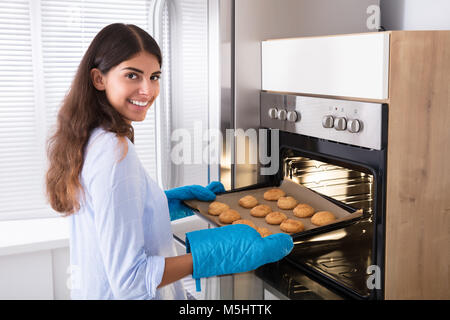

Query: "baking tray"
<box><xmin>184</xmin><ymin>178</ymin><xmax>363</xmax><ymax>239</ymax></box>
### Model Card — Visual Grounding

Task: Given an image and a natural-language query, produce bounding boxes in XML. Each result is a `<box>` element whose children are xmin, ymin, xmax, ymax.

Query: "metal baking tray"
<box><xmin>184</xmin><ymin>178</ymin><xmax>363</xmax><ymax>239</ymax></box>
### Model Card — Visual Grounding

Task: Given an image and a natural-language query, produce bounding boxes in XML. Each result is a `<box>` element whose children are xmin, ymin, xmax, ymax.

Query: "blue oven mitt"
<box><xmin>165</xmin><ymin>181</ymin><xmax>225</xmax><ymax>221</ymax></box>
<box><xmin>186</xmin><ymin>224</ymin><xmax>294</xmax><ymax>291</ymax></box>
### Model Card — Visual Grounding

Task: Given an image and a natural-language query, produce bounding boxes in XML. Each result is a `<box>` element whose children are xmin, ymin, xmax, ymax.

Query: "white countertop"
<box><xmin>0</xmin><ymin>214</ymin><xmax>212</xmax><ymax>257</ymax></box>
<box><xmin>0</xmin><ymin>217</ymin><xmax>69</xmax><ymax>256</ymax></box>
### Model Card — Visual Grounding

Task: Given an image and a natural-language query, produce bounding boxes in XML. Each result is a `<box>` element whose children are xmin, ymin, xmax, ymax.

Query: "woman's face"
<box><xmin>91</xmin><ymin>51</ymin><xmax>161</xmax><ymax>124</ymax></box>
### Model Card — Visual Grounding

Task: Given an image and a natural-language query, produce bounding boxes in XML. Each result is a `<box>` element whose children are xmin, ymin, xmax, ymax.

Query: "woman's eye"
<box><xmin>126</xmin><ymin>73</ymin><xmax>138</xmax><ymax>80</ymax></box>
<box><xmin>150</xmin><ymin>75</ymin><xmax>160</xmax><ymax>81</ymax></box>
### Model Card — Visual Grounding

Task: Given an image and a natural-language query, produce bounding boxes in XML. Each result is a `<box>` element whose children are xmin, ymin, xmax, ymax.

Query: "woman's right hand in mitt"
<box><xmin>185</xmin><ymin>224</ymin><xmax>293</xmax><ymax>289</ymax></box>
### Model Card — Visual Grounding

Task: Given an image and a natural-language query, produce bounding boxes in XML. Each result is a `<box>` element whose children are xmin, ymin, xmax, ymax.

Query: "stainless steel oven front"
<box><xmin>255</xmin><ymin>91</ymin><xmax>388</xmax><ymax>300</ymax></box>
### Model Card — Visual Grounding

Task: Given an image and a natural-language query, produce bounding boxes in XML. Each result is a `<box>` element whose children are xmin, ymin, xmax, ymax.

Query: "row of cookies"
<box><xmin>207</xmin><ymin>187</ymin><xmax>337</xmax><ymax>236</ymax></box>
<box><xmin>241</xmin><ymin>188</ymin><xmax>337</xmax><ymax>228</ymax></box>
<box><xmin>263</xmin><ymin>188</ymin><xmax>337</xmax><ymax>227</ymax></box>
<box><xmin>244</xmin><ymin>193</ymin><xmax>305</xmax><ymax>234</ymax></box>
<box><xmin>241</xmin><ymin>188</ymin><xmax>337</xmax><ymax>232</ymax></box>
<box><xmin>207</xmin><ymin>201</ymin><xmax>272</xmax><ymax>237</ymax></box>
<box><xmin>207</xmin><ymin>190</ymin><xmax>304</xmax><ymax>235</ymax></box>
<box><xmin>247</xmin><ymin>203</ymin><xmax>303</xmax><ymax>233</ymax></box>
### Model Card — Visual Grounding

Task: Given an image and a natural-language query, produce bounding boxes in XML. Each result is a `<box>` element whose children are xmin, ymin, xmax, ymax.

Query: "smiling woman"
<box><xmin>44</xmin><ymin>23</ymin><xmax>194</xmax><ymax>300</ymax></box>
<box><xmin>46</xmin><ymin>23</ymin><xmax>162</xmax><ymax>215</ymax></box>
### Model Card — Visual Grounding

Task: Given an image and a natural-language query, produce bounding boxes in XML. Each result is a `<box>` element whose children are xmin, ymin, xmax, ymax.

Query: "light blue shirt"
<box><xmin>68</xmin><ymin>127</ymin><xmax>186</xmax><ymax>300</ymax></box>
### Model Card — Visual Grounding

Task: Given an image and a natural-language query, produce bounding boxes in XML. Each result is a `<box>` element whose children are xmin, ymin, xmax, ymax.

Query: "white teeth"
<box><xmin>129</xmin><ymin>99</ymin><xmax>148</xmax><ymax>107</ymax></box>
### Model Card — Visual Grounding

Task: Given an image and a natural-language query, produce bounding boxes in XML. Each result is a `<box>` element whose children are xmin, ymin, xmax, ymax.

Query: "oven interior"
<box><xmin>284</xmin><ymin>155</ymin><xmax>374</xmax><ymax>215</ymax></box>
<box><xmin>281</xmin><ymin>151</ymin><xmax>376</xmax><ymax>299</ymax></box>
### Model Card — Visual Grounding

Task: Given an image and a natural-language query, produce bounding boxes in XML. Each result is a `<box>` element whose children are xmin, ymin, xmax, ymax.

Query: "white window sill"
<box><xmin>0</xmin><ymin>214</ymin><xmax>211</xmax><ymax>257</ymax></box>
<box><xmin>0</xmin><ymin>217</ymin><xmax>69</xmax><ymax>257</ymax></box>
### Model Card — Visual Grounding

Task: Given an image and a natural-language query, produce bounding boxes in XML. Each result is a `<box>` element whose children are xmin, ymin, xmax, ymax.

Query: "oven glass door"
<box><xmin>256</xmin><ymin>132</ymin><xmax>386</xmax><ymax>299</ymax></box>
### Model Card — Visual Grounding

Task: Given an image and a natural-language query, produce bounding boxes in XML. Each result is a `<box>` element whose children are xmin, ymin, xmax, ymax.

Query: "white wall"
<box><xmin>0</xmin><ymin>247</ymin><xmax>70</xmax><ymax>300</ymax></box>
<box><xmin>381</xmin><ymin>0</ymin><xmax>450</xmax><ymax>30</ymax></box>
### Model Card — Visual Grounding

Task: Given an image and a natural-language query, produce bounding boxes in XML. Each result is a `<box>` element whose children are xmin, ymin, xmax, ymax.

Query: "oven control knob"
<box><xmin>334</xmin><ymin>117</ymin><xmax>347</xmax><ymax>131</ymax></box>
<box><xmin>277</xmin><ymin>109</ymin><xmax>287</xmax><ymax>121</ymax></box>
<box><xmin>322</xmin><ymin>115</ymin><xmax>334</xmax><ymax>128</ymax></box>
<box><xmin>268</xmin><ymin>108</ymin><xmax>278</xmax><ymax>119</ymax></box>
<box><xmin>348</xmin><ymin>119</ymin><xmax>362</xmax><ymax>133</ymax></box>
<box><xmin>287</xmin><ymin>110</ymin><xmax>299</xmax><ymax>122</ymax></box>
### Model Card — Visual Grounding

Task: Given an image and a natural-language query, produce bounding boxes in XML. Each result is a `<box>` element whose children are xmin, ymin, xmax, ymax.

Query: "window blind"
<box><xmin>169</xmin><ymin>0</ymin><xmax>209</xmax><ymax>188</ymax></box>
<box><xmin>157</xmin><ymin>0</ymin><xmax>173</xmax><ymax>188</ymax></box>
<box><xmin>0</xmin><ymin>0</ymin><xmax>214</xmax><ymax>221</ymax></box>
<box><xmin>0</xmin><ymin>0</ymin><xmax>48</xmax><ymax>220</ymax></box>
<box><xmin>40</xmin><ymin>0</ymin><xmax>158</xmax><ymax>181</ymax></box>
<box><xmin>0</xmin><ymin>0</ymin><xmax>159</xmax><ymax>221</ymax></box>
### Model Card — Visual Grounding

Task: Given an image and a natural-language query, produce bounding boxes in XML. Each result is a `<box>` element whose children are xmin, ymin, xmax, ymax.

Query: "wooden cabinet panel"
<box><xmin>385</xmin><ymin>31</ymin><xmax>450</xmax><ymax>299</ymax></box>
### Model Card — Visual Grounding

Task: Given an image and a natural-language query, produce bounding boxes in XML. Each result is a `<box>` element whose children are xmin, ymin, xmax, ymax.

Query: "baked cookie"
<box><xmin>265</xmin><ymin>211</ymin><xmax>287</xmax><ymax>225</ymax></box>
<box><xmin>257</xmin><ymin>227</ymin><xmax>272</xmax><ymax>238</ymax></box>
<box><xmin>293</xmin><ymin>203</ymin><xmax>315</xmax><ymax>218</ymax></box>
<box><xmin>311</xmin><ymin>211</ymin><xmax>336</xmax><ymax>226</ymax></box>
<box><xmin>263</xmin><ymin>188</ymin><xmax>286</xmax><ymax>201</ymax></box>
<box><xmin>232</xmin><ymin>219</ymin><xmax>256</xmax><ymax>229</ymax></box>
<box><xmin>280</xmin><ymin>219</ymin><xmax>304</xmax><ymax>233</ymax></box>
<box><xmin>238</xmin><ymin>195</ymin><xmax>258</xmax><ymax>208</ymax></box>
<box><xmin>208</xmin><ymin>201</ymin><xmax>230</xmax><ymax>216</ymax></box>
<box><xmin>250</xmin><ymin>204</ymin><xmax>272</xmax><ymax>217</ymax></box>
<box><xmin>219</xmin><ymin>209</ymin><xmax>241</xmax><ymax>224</ymax></box>
<box><xmin>277</xmin><ymin>196</ymin><xmax>298</xmax><ymax>210</ymax></box>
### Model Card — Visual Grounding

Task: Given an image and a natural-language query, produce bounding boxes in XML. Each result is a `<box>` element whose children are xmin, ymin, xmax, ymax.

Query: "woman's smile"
<box><xmin>127</xmin><ymin>99</ymin><xmax>149</xmax><ymax>107</ymax></box>
<box><xmin>127</xmin><ymin>97</ymin><xmax>152</xmax><ymax>112</ymax></box>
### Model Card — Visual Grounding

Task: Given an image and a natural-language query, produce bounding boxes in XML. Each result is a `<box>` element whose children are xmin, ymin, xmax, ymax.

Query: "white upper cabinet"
<box><xmin>261</xmin><ymin>32</ymin><xmax>390</xmax><ymax>100</ymax></box>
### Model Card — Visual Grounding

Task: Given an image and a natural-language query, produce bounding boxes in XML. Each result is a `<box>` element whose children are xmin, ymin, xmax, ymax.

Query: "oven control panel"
<box><xmin>260</xmin><ymin>91</ymin><xmax>384</xmax><ymax>150</ymax></box>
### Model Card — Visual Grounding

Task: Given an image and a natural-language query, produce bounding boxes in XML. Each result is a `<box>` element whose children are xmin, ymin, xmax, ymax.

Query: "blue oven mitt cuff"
<box><xmin>185</xmin><ymin>224</ymin><xmax>293</xmax><ymax>291</ymax></box>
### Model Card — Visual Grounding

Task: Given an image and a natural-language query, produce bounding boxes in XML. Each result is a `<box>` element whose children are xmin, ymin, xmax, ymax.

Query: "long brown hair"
<box><xmin>46</xmin><ymin>23</ymin><xmax>162</xmax><ymax>216</ymax></box>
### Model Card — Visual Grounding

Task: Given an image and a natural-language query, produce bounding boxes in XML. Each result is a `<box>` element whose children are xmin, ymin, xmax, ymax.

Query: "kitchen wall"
<box><xmin>232</xmin><ymin>0</ymin><xmax>380</xmax><ymax>189</ymax></box>
<box><xmin>380</xmin><ymin>0</ymin><xmax>450</xmax><ymax>30</ymax></box>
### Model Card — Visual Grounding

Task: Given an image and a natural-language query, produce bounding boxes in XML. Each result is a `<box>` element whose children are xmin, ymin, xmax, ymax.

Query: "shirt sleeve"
<box><xmin>84</xmin><ymin>133</ymin><xmax>165</xmax><ymax>299</ymax></box>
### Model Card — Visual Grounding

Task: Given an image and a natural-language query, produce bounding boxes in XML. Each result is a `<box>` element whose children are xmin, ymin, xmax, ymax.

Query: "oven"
<box><xmin>254</xmin><ymin>91</ymin><xmax>388</xmax><ymax>300</ymax></box>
